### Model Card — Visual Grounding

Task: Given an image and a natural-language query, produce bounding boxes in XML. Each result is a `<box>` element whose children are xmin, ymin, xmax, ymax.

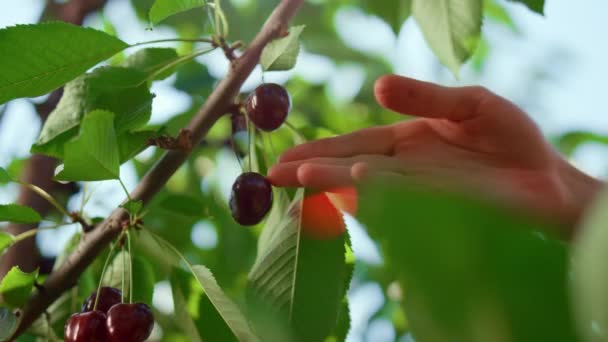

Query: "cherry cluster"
<box><xmin>229</xmin><ymin>83</ymin><xmax>291</xmax><ymax>226</ymax></box>
<box><xmin>64</xmin><ymin>287</ymin><xmax>154</xmax><ymax>342</ymax></box>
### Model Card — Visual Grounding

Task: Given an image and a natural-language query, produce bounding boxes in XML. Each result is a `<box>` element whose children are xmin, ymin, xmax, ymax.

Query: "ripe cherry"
<box><xmin>64</xmin><ymin>311</ymin><xmax>109</xmax><ymax>342</ymax></box>
<box><xmin>81</xmin><ymin>287</ymin><xmax>122</xmax><ymax>314</ymax></box>
<box><xmin>230</xmin><ymin>172</ymin><xmax>273</xmax><ymax>226</ymax></box>
<box><xmin>245</xmin><ymin>83</ymin><xmax>291</xmax><ymax>131</ymax></box>
<box><xmin>106</xmin><ymin>303</ymin><xmax>154</xmax><ymax>342</ymax></box>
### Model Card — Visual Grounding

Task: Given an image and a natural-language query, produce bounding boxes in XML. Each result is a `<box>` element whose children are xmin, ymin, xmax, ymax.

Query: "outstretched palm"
<box><xmin>269</xmin><ymin>75</ymin><xmax>599</xmax><ymax>237</ymax></box>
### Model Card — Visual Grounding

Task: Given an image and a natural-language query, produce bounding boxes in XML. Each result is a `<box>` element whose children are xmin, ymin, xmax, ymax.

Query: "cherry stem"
<box><xmin>93</xmin><ymin>234</ymin><xmax>122</xmax><ymax>311</ymax></box>
<box><xmin>259</xmin><ymin>131</ymin><xmax>271</xmax><ymax>169</ymax></box>
<box><xmin>126</xmin><ymin>231</ymin><xmax>133</xmax><ymax>304</ymax></box>
<box><xmin>121</xmin><ymin>240</ymin><xmax>126</xmax><ymax>303</ymax></box>
<box><xmin>230</xmin><ymin>133</ymin><xmax>244</xmax><ymax>170</ymax></box>
<box><xmin>247</xmin><ymin>114</ymin><xmax>253</xmax><ymax>173</ymax></box>
<box><xmin>284</xmin><ymin>121</ymin><xmax>306</xmax><ymax>143</ymax></box>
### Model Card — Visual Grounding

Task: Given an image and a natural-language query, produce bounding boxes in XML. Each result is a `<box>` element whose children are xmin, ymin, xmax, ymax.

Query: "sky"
<box><xmin>0</xmin><ymin>0</ymin><xmax>607</xmax><ymax>341</ymax></box>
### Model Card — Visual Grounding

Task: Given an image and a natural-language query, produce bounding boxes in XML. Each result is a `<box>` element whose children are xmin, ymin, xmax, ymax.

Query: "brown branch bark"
<box><xmin>0</xmin><ymin>0</ymin><xmax>107</xmax><ymax>281</ymax></box>
<box><xmin>10</xmin><ymin>0</ymin><xmax>305</xmax><ymax>338</ymax></box>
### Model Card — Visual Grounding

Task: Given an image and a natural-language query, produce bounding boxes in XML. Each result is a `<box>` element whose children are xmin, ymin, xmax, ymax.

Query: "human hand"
<box><xmin>268</xmin><ymin>75</ymin><xmax>602</xmax><ymax>237</ymax></box>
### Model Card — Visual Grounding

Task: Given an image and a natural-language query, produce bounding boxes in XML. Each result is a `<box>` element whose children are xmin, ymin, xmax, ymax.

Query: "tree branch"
<box><xmin>10</xmin><ymin>0</ymin><xmax>305</xmax><ymax>337</ymax></box>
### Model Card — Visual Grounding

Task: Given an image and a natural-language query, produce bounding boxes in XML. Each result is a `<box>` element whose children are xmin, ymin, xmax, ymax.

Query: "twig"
<box><xmin>9</xmin><ymin>0</ymin><xmax>305</xmax><ymax>337</ymax></box>
<box><xmin>147</xmin><ymin>129</ymin><xmax>193</xmax><ymax>152</ymax></box>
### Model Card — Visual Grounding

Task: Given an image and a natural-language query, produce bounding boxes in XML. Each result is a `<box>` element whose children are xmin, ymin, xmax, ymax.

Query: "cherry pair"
<box><xmin>64</xmin><ymin>287</ymin><xmax>153</xmax><ymax>342</ymax></box>
<box><xmin>228</xmin><ymin>83</ymin><xmax>291</xmax><ymax>226</ymax></box>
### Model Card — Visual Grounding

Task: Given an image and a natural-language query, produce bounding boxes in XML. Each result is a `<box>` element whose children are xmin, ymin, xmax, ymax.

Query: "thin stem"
<box><xmin>13</xmin><ymin>224</ymin><xmax>65</xmax><ymax>243</ymax></box>
<box><xmin>267</xmin><ymin>131</ymin><xmax>278</xmax><ymax>159</ymax></box>
<box><xmin>126</xmin><ymin>231</ymin><xmax>133</xmax><ymax>304</ymax></box>
<box><xmin>260</xmin><ymin>131</ymin><xmax>271</xmax><ymax>168</ymax></box>
<box><xmin>230</xmin><ymin>133</ymin><xmax>244</xmax><ymax>170</ymax></box>
<box><xmin>206</xmin><ymin>3</ymin><xmax>218</xmax><ymax>35</ymax></box>
<box><xmin>213</xmin><ymin>0</ymin><xmax>222</xmax><ymax>37</ymax></box>
<box><xmin>146</xmin><ymin>229</ymin><xmax>196</xmax><ymax>279</ymax></box>
<box><xmin>81</xmin><ymin>183</ymin><xmax>97</xmax><ymax>211</ymax></box>
<box><xmin>93</xmin><ymin>235</ymin><xmax>122</xmax><ymax>311</ymax></box>
<box><xmin>247</xmin><ymin>114</ymin><xmax>253</xmax><ymax>173</ymax></box>
<box><xmin>284</xmin><ymin>121</ymin><xmax>306</xmax><ymax>143</ymax></box>
<box><xmin>138</xmin><ymin>47</ymin><xmax>216</xmax><ymax>86</ymax></box>
<box><xmin>79</xmin><ymin>183</ymin><xmax>88</xmax><ymax>213</ymax></box>
<box><xmin>118</xmin><ymin>179</ymin><xmax>132</xmax><ymax>202</ymax></box>
<box><xmin>121</xmin><ymin>241</ymin><xmax>126</xmax><ymax>303</ymax></box>
<box><xmin>130</xmin><ymin>38</ymin><xmax>214</xmax><ymax>47</ymax></box>
<box><xmin>19</xmin><ymin>182</ymin><xmax>69</xmax><ymax>218</ymax></box>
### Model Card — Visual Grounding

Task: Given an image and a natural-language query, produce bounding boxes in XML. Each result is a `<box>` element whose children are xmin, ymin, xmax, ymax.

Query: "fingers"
<box><xmin>279</xmin><ymin>125</ymin><xmax>395</xmax><ymax>163</ymax></box>
<box><xmin>297</xmin><ymin>164</ymin><xmax>355</xmax><ymax>189</ymax></box>
<box><xmin>268</xmin><ymin>157</ymin><xmax>354</xmax><ymax>187</ymax></box>
<box><xmin>268</xmin><ymin>155</ymin><xmax>406</xmax><ymax>190</ymax></box>
<box><xmin>374</xmin><ymin>75</ymin><xmax>503</xmax><ymax>122</ymax></box>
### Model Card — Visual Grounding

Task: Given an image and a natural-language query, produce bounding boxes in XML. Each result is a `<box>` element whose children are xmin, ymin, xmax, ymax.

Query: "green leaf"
<box><xmin>0</xmin><ymin>167</ymin><xmax>12</xmax><ymax>183</ymax></box>
<box><xmin>190</xmin><ymin>265</ymin><xmax>258</xmax><ymax>341</ymax></box>
<box><xmin>470</xmin><ymin>37</ymin><xmax>490</xmax><ymax>72</ymax></box>
<box><xmin>135</xmin><ymin>229</ymin><xmax>259</xmax><ymax>341</ymax></box>
<box><xmin>150</xmin><ymin>0</ymin><xmax>207</xmax><ymax>25</ymax></box>
<box><xmin>0</xmin><ymin>22</ymin><xmax>128</xmax><ymax>104</ymax></box>
<box><xmin>507</xmin><ymin>0</ymin><xmax>544</xmax><ymax>15</ymax></box>
<box><xmin>131</xmin><ymin>255</ymin><xmax>155</xmax><ymax>304</ymax></box>
<box><xmin>573</xmin><ymin>188</ymin><xmax>608</xmax><ymax>341</ymax></box>
<box><xmin>362</xmin><ymin>0</ymin><xmax>412</xmax><ymax>34</ymax></box>
<box><xmin>0</xmin><ymin>307</ymin><xmax>18</xmax><ymax>341</ymax></box>
<box><xmin>555</xmin><ymin>130</ymin><xmax>608</xmax><ymax>157</ymax></box>
<box><xmin>484</xmin><ymin>0</ymin><xmax>517</xmax><ymax>32</ymax></box>
<box><xmin>121</xmin><ymin>48</ymin><xmax>179</xmax><ymax>81</ymax></box>
<box><xmin>121</xmin><ymin>200</ymin><xmax>143</xmax><ymax>216</ymax></box>
<box><xmin>248</xmin><ymin>189</ymin><xmax>349</xmax><ymax>341</ymax></box>
<box><xmin>412</xmin><ymin>0</ymin><xmax>482</xmax><ymax>76</ymax></box>
<box><xmin>170</xmin><ymin>272</ymin><xmax>203</xmax><ymax>342</ymax></box>
<box><xmin>55</xmin><ymin>110</ymin><xmax>120</xmax><ymax>181</ymax></box>
<box><xmin>159</xmin><ymin>194</ymin><xmax>205</xmax><ymax>217</ymax></box>
<box><xmin>0</xmin><ymin>232</ymin><xmax>15</xmax><ymax>255</ymax></box>
<box><xmin>0</xmin><ymin>204</ymin><xmax>41</xmax><ymax>224</ymax></box>
<box><xmin>260</xmin><ymin>25</ymin><xmax>305</xmax><ymax>71</ymax></box>
<box><xmin>32</xmin><ymin>67</ymin><xmax>154</xmax><ymax>158</ymax></box>
<box><xmin>357</xmin><ymin>179</ymin><xmax>579</xmax><ymax>341</ymax></box>
<box><xmin>174</xmin><ymin>62</ymin><xmax>215</xmax><ymax>95</ymax></box>
<box><xmin>0</xmin><ymin>266</ymin><xmax>39</xmax><ymax>308</ymax></box>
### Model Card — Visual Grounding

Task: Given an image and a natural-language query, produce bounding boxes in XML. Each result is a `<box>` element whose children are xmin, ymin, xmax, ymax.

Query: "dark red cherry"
<box><xmin>106</xmin><ymin>303</ymin><xmax>154</xmax><ymax>342</ymax></box>
<box><xmin>82</xmin><ymin>287</ymin><xmax>122</xmax><ymax>314</ymax></box>
<box><xmin>245</xmin><ymin>83</ymin><xmax>291</xmax><ymax>131</ymax></box>
<box><xmin>230</xmin><ymin>172</ymin><xmax>273</xmax><ymax>225</ymax></box>
<box><xmin>64</xmin><ymin>311</ymin><xmax>109</xmax><ymax>342</ymax></box>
